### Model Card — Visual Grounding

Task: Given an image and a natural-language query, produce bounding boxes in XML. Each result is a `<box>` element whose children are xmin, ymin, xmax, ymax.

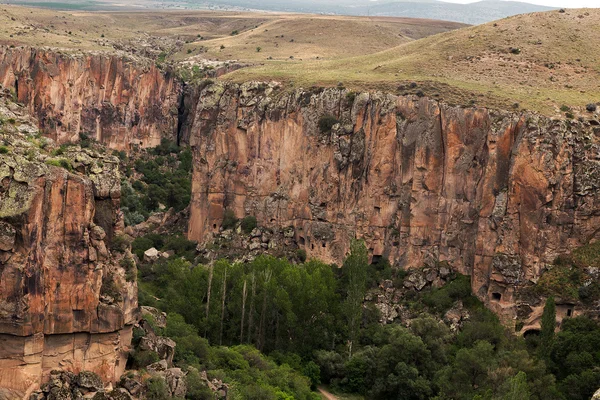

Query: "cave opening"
<box><xmin>371</xmin><ymin>255</ymin><xmax>383</xmax><ymax>265</ymax></box>
<box><xmin>298</xmin><ymin>237</ymin><xmax>305</xmax><ymax>246</ymax></box>
<box><xmin>567</xmin><ymin>308</ymin><xmax>573</xmax><ymax>317</ymax></box>
<box><xmin>491</xmin><ymin>292</ymin><xmax>502</xmax><ymax>301</ymax></box>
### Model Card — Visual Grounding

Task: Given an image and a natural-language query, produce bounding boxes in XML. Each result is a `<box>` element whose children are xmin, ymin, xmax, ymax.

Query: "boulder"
<box><xmin>143</xmin><ymin>247</ymin><xmax>160</xmax><ymax>262</ymax></box>
<box><xmin>141</xmin><ymin>306</ymin><xmax>167</xmax><ymax>329</ymax></box>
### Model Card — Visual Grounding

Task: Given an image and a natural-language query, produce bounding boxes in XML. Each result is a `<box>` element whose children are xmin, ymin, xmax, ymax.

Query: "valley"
<box><xmin>0</xmin><ymin>4</ymin><xmax>599</xmax><ymax>400</ymax></box>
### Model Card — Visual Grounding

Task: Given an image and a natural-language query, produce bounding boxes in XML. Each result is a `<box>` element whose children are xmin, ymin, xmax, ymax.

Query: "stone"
<box><xmin>144</xmin><ymin>247</ymin><xmax>160</xmax><ymax>262</ymax></box>
<box><xmin>139</xmin><ymin>335</ymin><xmax>176</xmax><ymax>365</ymax></box>
<box><xmin>76</xmin><ymin>372</ymin><xmax>104</xmax><ymax>392</ymax></box>
<box><xmin>141</xmin><ymin>306</ymin><xmax>168</xmax><ymax>329</ymax></box>
<box><xmin>0</xmin><ymin>221</ymin><xmax>15</xmax><ymax>251</ymax></box>
<box><xmin>0</xmin><ymin>138</ymin><xmax>135</xmax><ymax>391</ymax></box>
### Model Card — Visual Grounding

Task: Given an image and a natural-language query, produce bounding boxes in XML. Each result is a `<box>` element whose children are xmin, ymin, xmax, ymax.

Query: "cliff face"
<box><xmin>0</xmin><ymin>97</ymin><xmax>137</xmax><ymax>395</ymax></box>
<box><xmin>0</xmin><ymin>46</ymin><xmax>181</xmax><ymax>150</ymax></box>
<box><xmin>184</xmin><ymin>82</ymin><xmax>600</xmax><ymax>323</ymax></box>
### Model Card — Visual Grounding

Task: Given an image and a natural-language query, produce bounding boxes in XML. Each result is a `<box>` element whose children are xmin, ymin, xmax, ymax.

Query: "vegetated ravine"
<box><xmin>0</xmin><ymin>45</ymin><xmax>599</xmax><ymax>399</ymax></box>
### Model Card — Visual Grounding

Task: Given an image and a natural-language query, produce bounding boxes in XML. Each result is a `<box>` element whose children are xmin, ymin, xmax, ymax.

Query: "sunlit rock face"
<box><xmin>0</xmin><ymin>137</ymin><xmax>137</xmax><ymax>396</ymax></box>
<box><xmin>183</xmin><ymin>82</ymin><xmax>600</xmax><ymax>324</ymax></box>
<box><xmin>0</xmin><ymin>46</ymin><xmax>181</xmax><ymax>150</ymax></box>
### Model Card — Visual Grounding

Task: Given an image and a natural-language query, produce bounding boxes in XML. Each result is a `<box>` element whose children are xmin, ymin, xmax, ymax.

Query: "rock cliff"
<box><xmin>183</xmin><ymin>82</ymin><xmax>600</xmax><ymax>324</ymax></box>
<box><xmin>0</xmin><ymin>92</ymin><xmax>137</xmax><ymax>396</ymax></box>
<box><xmin>0</xmin><ymin>44</ymin><xmax>597</xmax><ymax>338</ymax></box>
<box><xmin>0</xmin><ymin>46</ymin><xmax>181</xmax><ymax>150</ymax></box>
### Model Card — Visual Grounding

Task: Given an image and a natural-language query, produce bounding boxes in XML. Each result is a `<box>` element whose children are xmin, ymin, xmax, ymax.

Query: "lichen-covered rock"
<box><xmin>0</xmin><ymin>91</ymin><xmax>137</xmax><ymax>394</ymax></box>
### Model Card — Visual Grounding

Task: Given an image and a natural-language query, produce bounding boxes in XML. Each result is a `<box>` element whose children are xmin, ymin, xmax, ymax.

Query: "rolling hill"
<box><xmin>227</xmin><ymin>8</ymin><xmax>600</xmax><ymax>115</ymax></box>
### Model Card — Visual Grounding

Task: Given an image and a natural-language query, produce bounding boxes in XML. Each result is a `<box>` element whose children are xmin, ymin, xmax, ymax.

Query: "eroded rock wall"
<box><xmin>0</xmin><ymin>121</ymin><xmax>137</xmax><ymax>394</ymax></box>
<box><xmin>0</xmin><ymin>46</ymin><xmax>181</xmax><ymax>150</ymax></box>
<box><xmin>184</xmin><ymin>82</ymin><xmax>600</xmax><ymax>322</ymax></box>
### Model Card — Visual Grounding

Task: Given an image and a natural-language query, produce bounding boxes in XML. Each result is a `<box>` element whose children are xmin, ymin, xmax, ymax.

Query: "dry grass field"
<box><xmin>0</xmin><ymin>5</ymin><xmax>464</xmax><ymax>59</ymax></box>
<box><xmin>0</xmin><ymin>5</ymin><xmax>597</xmax><ymax>115</ymax></box>
<box><xmin>228</xmin><ymin>8</ymin><xmax>600</xmax><ymax>115</ymax></box>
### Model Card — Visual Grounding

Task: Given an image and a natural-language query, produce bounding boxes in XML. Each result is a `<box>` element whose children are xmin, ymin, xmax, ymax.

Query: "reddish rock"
<box><xmin>184</xmin><ymin>82</ymin><xmax>600</xmax><ymax>324</ymax></box>
<box><xmin>0</xmin><ymin>149</ymin><xmax>137</xmax><ymax>395</ymax></box>
<box><xmin>0</xmin><ymin>46</ymin><xmax>181</xmax><ymax>150</ymax></box>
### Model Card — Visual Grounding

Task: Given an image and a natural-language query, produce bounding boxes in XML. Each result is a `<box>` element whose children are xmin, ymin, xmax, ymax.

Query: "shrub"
<box><xmin>231</xmin><ymin>30</ymin><xmax>239</xmax><ymax>35</ymax></box>
<box><xmin>131</xmin><ymin>349</ymin><xmax>159</xmax><ymax>369</ymax></box>
<box><xmin>241</xmin><ymin>215</ymin><xmax>257</xmax><ymax>234</ymax></box>
<box><xmin>120</xmin><ymin>257</ymin><xmax>137</xmax><ymax>282</ymax></box>
<box><xmin>256</xmin><ymin>46</ymin><xmax>262</xmax><ymax>52</ymax></box>
<box><xmin>296</xmin><ymin>248</ymin><xmax>307</xmax><ymax>263</ymax></box>
<box><xmin>132</xmin><ymin>237</ymin><xmax>154</xmax><ymax>260</ymax></box>
<box><xmin>111</xmin><ymin>234</ymin><xmax>130</xmax><ymax>253</ymax></box>
<box><xmin>46</xmin><ymin>158</ymin><xmax>72</xmax><ymax>171</ymax></box>
<box><xmin>566</xmin><ymin>112</ymin><xmax>575</xmax><ymax>119</ymax></box>
<box><xmin>222</xmin><ymin>209</ymin><xmax>238</xmax><ymax>230</ymax></box>
<box><xmin>100</xmin><ymin>272</ymin><xmax>122</xmax><ymax>302</ymax></box>
<box><xmin>0</xmin><ymin>146</ymin><xmax>9</xmax><ymax>154</ymax></box>
<box><xmin>318</xmin><ymin>114</ymin><xmax>339</xmax><ymax>133</ymax></box>
<box><xmin>560</xmin><ymin>105</ymin><xmax>571</xmax><ymax>112</ymax></box>
<box><xmin>186</xmin><ymin>369</ymin><xmax>215</xmax><ymax>400</ymax></box>
<box><xmin>346</xmin><ymin>91</ymin><xmax>356</xmax><ymax>103</ymax></box>
<box><xmin>145</xmin><ymin>377</ymin><xmax>170</xmax><ymax>400</ymax></box>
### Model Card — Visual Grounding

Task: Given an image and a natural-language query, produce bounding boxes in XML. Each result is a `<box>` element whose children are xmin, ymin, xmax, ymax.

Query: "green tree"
<box><xmin>343</xmin><ymin>240</ymin><xmax>368</xmax><ymax>357</ymax></box>
<box><xmin>502</xmin><ymin>372</ymin><xmax>531</xmax><ymax>400</ymax></box>
<box><xmin>539</xmin><ymin>296</ymin><xmax>556</xmax><ymax>360</ymax></box>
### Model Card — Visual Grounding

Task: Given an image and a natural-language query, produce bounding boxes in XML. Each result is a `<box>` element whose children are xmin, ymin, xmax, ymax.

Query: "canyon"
<box><xmin>0</xmin><ymin>85</ymin><xmax>137</xmax><ymax>395</ymax></box>
<box><xmin>0</xmin><ymin>44</ymin><xmax>599</xmax><ymax>392</ymax></box>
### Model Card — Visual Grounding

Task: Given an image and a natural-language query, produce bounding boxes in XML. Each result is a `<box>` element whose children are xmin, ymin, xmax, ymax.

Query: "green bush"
<box><xmin>318</xmin><ymin>114</ymin><xmax>339</xmax><ymax>133</ymax></box>
<box><xmin>145</xmin><ymin>376</ymin><xmax>170</xmax><ymax>400</ymax></box>
<box><xmin>46</xmin><ymin>158</ymin><xmax>73</xmax><ymax>171</ymax></box>
<box><xmin>222</xmin><ymin>209</ymin><xmax>238</xmax><ymax>230</ymax></box>
<box><xmin>120</xmin><ymin>256</ymin><xmax>137</xmax><ymax>282</ymax></box>
<box><xmin>132</xmin><ymin>237</ymin><xmax>154</xmax><ymax>260</ymax></box>
<box><xmin>131</xmin><ymin>349</ymin><xmax>160</xmax><ymax>369</ymax></box>
<box><xmin>111</xmin><ymin>234</ymin><xmax>130</xmax><ymax>253</ymax></box>
<box><xmin>0</xmin><ymin>146</ymin><xmax>9</xmax><ymax>154</ymax></box>
<box><xmin>100</xmin><ymin>272</ymin><xmax>122</xmax><ymax>302</ymax></box>
<box><xmin>296</xmin><ymin>248</ymin><xmax>307</xmax><ymax>263</ymax></box>
<box><xmin>241</xmin><ymin>215</ymin><xmax>258</xmax><ymax>234</ymax></box>
<box><xmin>186</xmin><ymin>369</ymin><xmax>215</xmax><ymax>400</ymax></box>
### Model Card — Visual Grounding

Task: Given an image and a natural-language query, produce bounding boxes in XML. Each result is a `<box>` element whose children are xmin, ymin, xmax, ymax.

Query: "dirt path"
<box><xmin>318</xmin><ymin>386</ymin><xmax>339</xmax><ymax>400</ymax></box>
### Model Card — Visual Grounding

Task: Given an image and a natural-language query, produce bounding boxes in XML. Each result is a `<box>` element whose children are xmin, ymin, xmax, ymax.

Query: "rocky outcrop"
<box><xmin>0</xmin><ymin>93</ymin><xmax>137</xmax><ymax>396</ymax></box>
<box><xmin>184</xmin><ymin>82</ymin><xmax>600</xmax><ymax>323</ymax></box>
<box><xmin>0</xmin><ymin>46</ymin><xmax>181</xmax><ymax>150</ymax></box>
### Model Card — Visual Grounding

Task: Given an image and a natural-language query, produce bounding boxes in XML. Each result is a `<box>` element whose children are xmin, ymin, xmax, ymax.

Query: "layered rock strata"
<box><xmin>183</xmin><ymin>82</ymin><xmax>600</xmax><ymax>324</ymax></box>
<box><xmin>0</xmin><ymin>96</ymin><xmax>137</xmax><ymax>396</ymax></box>
<box><xmin>0</xmin><ymin>46</ymin><xmax>181</xmax><ymax>150</ymax></box>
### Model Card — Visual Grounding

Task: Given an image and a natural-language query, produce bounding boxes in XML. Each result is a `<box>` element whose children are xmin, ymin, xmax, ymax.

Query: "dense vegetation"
<box><xmin>126</xmin><ymin>140</ymin><xmax>600</xmax><ymax>400</ymax></box>
<box><xmin>132</xmin><ymin>235</ymin><xmax>600</xmax><ymax>400</ymax></box>
<box><xmin>119</xmin><ymin>138</ymin><xmax>193</xmax><ymax>226</ymax></box>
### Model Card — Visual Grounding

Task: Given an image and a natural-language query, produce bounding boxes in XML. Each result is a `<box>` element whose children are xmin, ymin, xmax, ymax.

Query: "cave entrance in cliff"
<box><xmin>491</xmin><ymin>292</ymin><xmax>502</xmax><ymax>302</ymax></box>
<box><xmin>567</xmin><ymin>308</ymin><xmax>573</xmax><ymax>317</ymax></box>
<box><xmin>523</xmin><ymin>329</ymin><xmax>540</xmax><ymax>338</ymax></box>
<box><xmin>14</xmin><ymin>79</ymin><xmax>18</xmax><ymax>100</ymax></box>
<box><xmin>371</xmin><ymin>255</ymin><xmax>383</xmax><ymax>265</ymax></box>
<box><xmin>298</xmin><ymin>237</ymin><xmax>305</xmax><ymax>246</ymax></box>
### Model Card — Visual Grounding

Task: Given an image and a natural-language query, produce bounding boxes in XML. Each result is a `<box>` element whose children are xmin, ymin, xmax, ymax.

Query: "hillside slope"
<box><xmin>0</xmin><ymin>6</ymin><xmax>464</xmax><ymax>61</ymax></box>
<box><xmin>229</xmin><ymin>8</ymin><xmax>600</xmax><ymax>115</ymax></box>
